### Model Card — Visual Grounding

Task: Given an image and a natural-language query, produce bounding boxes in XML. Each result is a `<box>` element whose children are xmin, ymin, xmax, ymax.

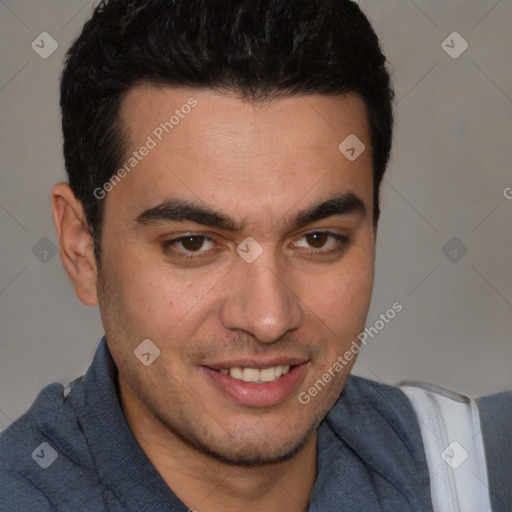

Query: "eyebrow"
<box><xmin>134</xmin><ymin>191</ymin><xmax>367</xmax><ymax>232</ymax></box>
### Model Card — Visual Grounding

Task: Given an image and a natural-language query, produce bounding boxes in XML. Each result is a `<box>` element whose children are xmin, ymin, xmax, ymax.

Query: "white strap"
<box><xmin>400</xmin><ymin>383</ymin><xmax>492</xmax><ymax>512</ymax></box>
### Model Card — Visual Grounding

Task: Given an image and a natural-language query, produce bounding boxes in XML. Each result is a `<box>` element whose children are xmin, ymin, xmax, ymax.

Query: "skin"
<box><xmin>51</xmin><ymin>86</ymin><xmax>376</xmax><ymax>511</ymax></box>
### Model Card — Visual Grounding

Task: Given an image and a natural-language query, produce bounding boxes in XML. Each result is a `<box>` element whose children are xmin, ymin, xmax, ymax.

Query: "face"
<box><xmin>96</xmin><ymin>85</ymin><xmax>376</xmax><ymax>465</ymax></box>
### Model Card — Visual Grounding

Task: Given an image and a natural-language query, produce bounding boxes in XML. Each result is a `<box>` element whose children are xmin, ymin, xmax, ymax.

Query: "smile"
<box><xmin>201</xmin><ymin>362</ymin><xmax>309</xmax><ymax>407</ymax></box>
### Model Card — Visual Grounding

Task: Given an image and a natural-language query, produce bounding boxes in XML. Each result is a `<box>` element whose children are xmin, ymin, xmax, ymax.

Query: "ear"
<box><xmin>51</xmin><ymin>182</ymin><xmax>99</xmax><ymax>306</ymax></box>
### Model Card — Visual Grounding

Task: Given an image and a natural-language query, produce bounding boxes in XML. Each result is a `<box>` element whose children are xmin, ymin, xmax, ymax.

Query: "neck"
<box><xmin>120</xmin><ymin>382</ymin><xmax>317</xmax><ymax>512</ymax></box>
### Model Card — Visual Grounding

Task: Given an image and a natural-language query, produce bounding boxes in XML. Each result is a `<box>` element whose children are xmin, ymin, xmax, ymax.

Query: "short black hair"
<box><xmin>60</xmin><ymin>0</ymin><xmax>394</xmax><ymax>262</ymax></box>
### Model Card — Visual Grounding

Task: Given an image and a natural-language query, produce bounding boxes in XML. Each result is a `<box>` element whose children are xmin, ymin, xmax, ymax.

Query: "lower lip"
<box><xmin>201</xmin><ymin>364</ymin><xmax>309</xmax><ymax>407</ymax></box>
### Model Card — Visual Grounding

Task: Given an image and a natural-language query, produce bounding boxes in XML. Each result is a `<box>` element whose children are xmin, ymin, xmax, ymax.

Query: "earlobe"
<box><xmin>51</xmin><ymin>182</ymin><xmax>99</xmax><ymax>306</ymax></box>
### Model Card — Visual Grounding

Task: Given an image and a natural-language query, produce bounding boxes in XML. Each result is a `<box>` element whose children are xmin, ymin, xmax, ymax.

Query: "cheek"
<box><xmin>302</xmin><ymin>253</ymin><xmax>374</xmax><ymax>332</ymax></box>
<box><xmin>102</xmin><ymin>248</ymin><xmax>218</xmax><ymax>340</ymax></box>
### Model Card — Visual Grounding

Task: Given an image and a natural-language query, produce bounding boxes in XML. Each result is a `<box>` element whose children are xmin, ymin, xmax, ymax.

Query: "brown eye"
<box><xmin>304</xmin><ymin>232</ymin><xmax>329</xmax><ymax>249</ymax></box>
<box><xmin>180</xmin><ymin>235</ymin><xmax>206</xmax><ymax>252</ymax></box>
<box><xmin>162</xmin><ymin>234</ymin><xmax>217</xmax><ymax>260</ymax></box>
<box><xmin>293</xmin><ymin>231</ymin><xmax>350</xmax><ymax>257</ymax></box>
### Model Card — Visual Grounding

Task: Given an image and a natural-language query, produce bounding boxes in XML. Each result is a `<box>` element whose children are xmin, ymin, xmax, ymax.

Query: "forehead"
<box><xmin>109</xmin><ymin>84</ymin><xmax>373</xmax><ymax>226</ymax></box>
<box><xmin>119</xmin><ymin>84</ymin><xmax>370</xmax><ymax>152</ymax></box>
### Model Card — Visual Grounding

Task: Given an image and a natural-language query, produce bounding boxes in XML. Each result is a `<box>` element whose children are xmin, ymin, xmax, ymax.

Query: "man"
<box><xmin>0</xmin><ymin>1</ymin><xmax>510</xmax><ymax>511</ymax></box>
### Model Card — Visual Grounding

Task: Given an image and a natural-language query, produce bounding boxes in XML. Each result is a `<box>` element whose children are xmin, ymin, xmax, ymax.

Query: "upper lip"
<box><xmin>203</xmin><ymin>357</ymin><xmax>309</xmax><ymax>370</ymax></box>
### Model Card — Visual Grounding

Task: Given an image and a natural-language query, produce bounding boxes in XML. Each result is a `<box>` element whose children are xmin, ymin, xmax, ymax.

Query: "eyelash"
<box><xmin>162</xmin><ymin>231</ymin><xmax>351</xmax><ymax>261</ymax></box>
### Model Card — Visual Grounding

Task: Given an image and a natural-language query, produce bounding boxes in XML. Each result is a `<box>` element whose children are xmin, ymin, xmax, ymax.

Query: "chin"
<box><xmin>170</xmin><ymin>408</ymin><xmax>324</xmax><ymax>467</ymax></box>
<box><xmin>192</xmin><ymin>430</ymin><xmax>313</xmax><ymax>467</ymax></box>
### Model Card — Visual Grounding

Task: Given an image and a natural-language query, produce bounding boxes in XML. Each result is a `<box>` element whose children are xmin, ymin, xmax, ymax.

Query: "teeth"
<box><xmin>229</xmin><ymin>367</ymin><xmax>243</xmax><ymax>380</ymax></box>
<box><xmin>220</xmin><ymin>365</ymin><xmax>291</xmax><ymax>383</ymax></box>
<box><xmin>259</xmin><ymin>367</ymin><xmax>276</xmax><ymax>382</ymax></box>
<box><xmin>242</xmin><ymin>368</ymin><xmax>260</xmax><ymax>382</ymax></box>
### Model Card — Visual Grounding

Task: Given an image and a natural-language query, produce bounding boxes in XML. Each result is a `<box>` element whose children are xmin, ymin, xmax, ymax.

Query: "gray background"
<box><xmin>1</xmin><ymin>0</ymin><xmax>511</xmax><ymax>430</ymax></box>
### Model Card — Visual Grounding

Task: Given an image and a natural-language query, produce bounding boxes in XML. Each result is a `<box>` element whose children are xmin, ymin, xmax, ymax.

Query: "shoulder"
<box><xmin>326</xmin><ymin>374</ymin><xmax>429</xmax><ymax>461</ymax></box>
<box><xmin>0</xmin><ymin>377</ymin><xmax>96</xmax><ymax>509</ymax></box>
<box><xmin>400</xmin><ymin>381</ymin><xmax>512</xmax><ymax>512</ymax></box>
<box><xmin>0</xmin><ymin>381</ymin><xmax>69</xmax><ymax>470</ymax></box>
<box><xmin>318</xmin><ymin>374</ymin><xmax>434</xmax><ymax>508</ymax></box>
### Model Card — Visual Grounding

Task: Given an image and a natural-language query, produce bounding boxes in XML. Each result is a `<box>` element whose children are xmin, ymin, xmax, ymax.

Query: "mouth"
<box><xmin>200</xmin><ymin>361</ymin><xmax>309</xmax><ymax>407</ymax></box>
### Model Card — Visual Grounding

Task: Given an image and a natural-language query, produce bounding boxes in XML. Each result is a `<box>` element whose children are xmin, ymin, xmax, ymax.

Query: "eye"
<box><xmin>162</xmin><ymin>234</ymin><xmax>217</xmax><ymax>259</ymax></box>
<box><xmin>293</xmin><ymin>231</ymin><xmax>350</xmax><ymax>257</ymax></box>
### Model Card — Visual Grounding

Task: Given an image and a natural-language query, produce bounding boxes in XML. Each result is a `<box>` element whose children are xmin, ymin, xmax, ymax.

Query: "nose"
<box><xmin>220</xmin><ymin>249</ymin><xmax>303</xmax><ymax>344</ymax></box>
